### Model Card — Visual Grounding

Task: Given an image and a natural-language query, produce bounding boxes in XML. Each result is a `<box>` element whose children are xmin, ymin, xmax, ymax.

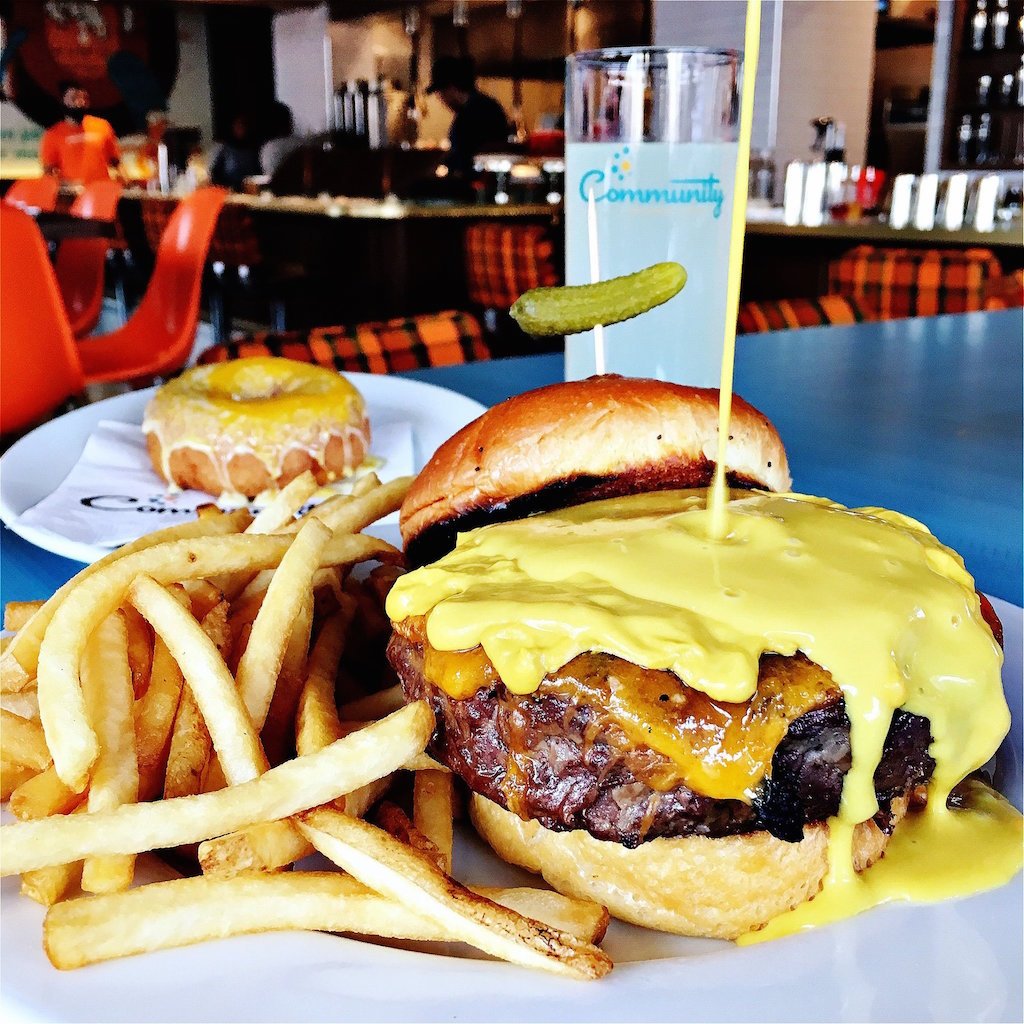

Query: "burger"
<box><xmin>384</xmin><ymin>375</ymin><xmax>1010</xmax><ymax>940</ymax></box>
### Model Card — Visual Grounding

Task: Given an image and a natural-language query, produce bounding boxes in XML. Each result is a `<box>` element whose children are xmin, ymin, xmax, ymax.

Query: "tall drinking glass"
<box><xmin>565</xmin><ymin>47</ymin><xmax>741</xmax><ymax>385</ymax></box>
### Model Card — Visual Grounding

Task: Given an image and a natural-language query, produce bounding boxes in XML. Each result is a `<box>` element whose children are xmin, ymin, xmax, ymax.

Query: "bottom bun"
<box><xmin>469</xmin><ymin>793</ymin><xmax>907</xmax><ymax>940</ymax></box>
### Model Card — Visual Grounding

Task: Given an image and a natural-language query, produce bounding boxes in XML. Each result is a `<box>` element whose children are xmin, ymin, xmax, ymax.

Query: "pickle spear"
<box><xmin>510</xmin><ymin>262</ymin><xmax>687</xmax><ymax>337</ymax></box>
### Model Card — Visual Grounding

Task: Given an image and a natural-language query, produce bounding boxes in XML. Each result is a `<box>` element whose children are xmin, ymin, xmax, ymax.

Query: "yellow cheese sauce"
<box><xmin>142</xmin><ymin>358</ymin><xmax>369</xmax><ymax>494</ymax></box>
<box><xmin>387</xmin><ymin>488</ymin><xmax>1022</xmax><ymax>935</ymax></box>
<box><xmin>743</xmin><ymin>781</ymin><xmax>1023</xmax><ymax>943</ymax></box>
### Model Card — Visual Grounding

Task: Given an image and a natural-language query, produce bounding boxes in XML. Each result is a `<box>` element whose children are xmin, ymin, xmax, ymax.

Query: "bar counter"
<box><xmin>116</xmin><ymin>190</ymin><xmax>561</xmax><ymax>328</ymax></box>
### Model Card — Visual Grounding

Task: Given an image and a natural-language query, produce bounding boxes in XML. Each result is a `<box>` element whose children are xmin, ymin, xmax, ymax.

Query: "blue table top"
<box><xmin>2</xmin><ymin>308</ymin><xmax>1021</xmax><ymax>606</ymax></box>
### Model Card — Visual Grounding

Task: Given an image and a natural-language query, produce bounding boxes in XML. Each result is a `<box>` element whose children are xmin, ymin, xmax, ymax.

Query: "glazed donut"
<box><xmin>143</xmin><ymin>357</ymin><xmax>370</xmax><ymax>499</ymax></box>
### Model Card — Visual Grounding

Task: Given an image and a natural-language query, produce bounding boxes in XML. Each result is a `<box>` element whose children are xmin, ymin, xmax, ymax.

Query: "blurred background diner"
<box><xmin>0</xmin><ymin>0</ymin><xmax>1022</xmax><ymax>438</ymax></box>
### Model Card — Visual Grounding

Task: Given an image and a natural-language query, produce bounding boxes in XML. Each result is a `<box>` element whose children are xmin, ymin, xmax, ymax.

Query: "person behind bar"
<box><xmin>427</xmin><ymin>56</ymin><xmax>511</xmax><ymax>178</ymax></box>
<box><xmin>40</xmin><ymin>80</ymin><xmax>120</xmax><ymax>184</ymax></box>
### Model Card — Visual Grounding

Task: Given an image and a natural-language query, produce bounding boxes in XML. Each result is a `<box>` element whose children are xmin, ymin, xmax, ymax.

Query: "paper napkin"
<box><xmin>16</xmin><ymin>419</ymin><xmax>414</xmax><ymax>549</ymax></box>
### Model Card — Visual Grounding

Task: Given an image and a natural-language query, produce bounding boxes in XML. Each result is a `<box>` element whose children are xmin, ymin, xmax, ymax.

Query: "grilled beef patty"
<box><xmin>388</xmin><ymin>632</ymin><xmax>936</xmax><ymax>847</ymax></box>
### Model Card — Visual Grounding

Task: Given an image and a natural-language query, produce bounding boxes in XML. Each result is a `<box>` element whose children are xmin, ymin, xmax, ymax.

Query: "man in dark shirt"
<box><xmin>427</xmin><ymin>56</ymin><xmax>511</xmax><ymax>178</ymax></box>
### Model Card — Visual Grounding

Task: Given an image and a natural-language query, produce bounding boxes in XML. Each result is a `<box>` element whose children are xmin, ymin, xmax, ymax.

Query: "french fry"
<box><xmin>297</xmin><ymin>808</ymin><xmax>613</xmax><ymax>980</ymax></box>
<box><xmin>120</xmin><ymin>603</ymin><xmax>154</xmax><ymax>698</ymax></box>
<box><xmin>0</xmin><ymin>708</ymin><xmax>52</xmax><ymax>771</ymax></box>
<box><xmin>414</xmin><ymin>770</ymin><xmax>455</xmax><ymax>874</ymax></box>
<box><xmin>295</xmin><ymin>604</ymin><xmax>354</xmax><ymax>757</ymax></box>
<box><xmin>80</xmin><ymin>613</ymin><xmax>140</xmax><ymax>894</ymax></box>
<box><xmin>135</xmin><ymin>635</ymin><xmax>184</xmax><ymax>802</ymax></box>
<box><xmin>0</xmin><ymin>702</ymin><xmax>432</xmax><ymax>877</ymax></box>
<box><xmin>351</xmin><ymin>471</ymin><xmax>382</xmax><ymax>497</ymax></box>
<box><xmin>472</xmin><ymin>887</ymin><xmax>610</xmax><ymax>946</ymax></box>
<box><xmin>42</xmin><ymin>870</ymin><xmax>608</xmax><ymax>970</ymax></box>
<box><xmin>22</xmin><ymin>860</ymin><xmax>82</xmax><ymax>908</ymax></box>
<box><xmin>1</xmin><ymin>688</ymin><xmax>40</xmax><ymax>721</ymax></box>
<box><xmin>279</xmin><ymin>476</ymin><xmax>411</xmax><ymax>536</ymax></box>
<box><xmin>1</xmin><ymin>510</ymin><xmax>250</xmax><ymax>694</ymax></box>
<box><xmin>9</xmin><ymin>765</ymin><xmax>83</xmax><ymax>820</ymax></box>
<box><xmin>4</xmin><ymin>600</ymin><xmax>44</xmax><ymax>632</ymax></box>
<box><xmin>2</xmin><ymin>760</ymin><xmax>38</xmax><ymax>800</ymax></box>
<box><xmin>235</xmin><ymin>570</ymin><xmax>274</xmax><ymax>608</ymax></box>
<box><xmin>376</xmin><ymin>801</ymin><xmax>445</xmax><ymax>871</ymax></box>
<box><xmin>260</xmin><ymin>590</ymin><xmax>314</xmax><ymax>766</ymax></box>
<box><xmin>182</xmin><ymin>580</ymin><xmax>224</xmax><ymax>621</ymax></box>
<box><xmin>37</xmin><ymin>530</ymin><xmax>396</xmax><ymax>791</ymax></box>
<box><xmin>246</xmin><ymin>472</ymin><xmax>318</xmax><ymax>534</ymax></box>
<box><xmin>338</xmin><ymin>684</ymin><xmax>405</xmax><ymax>722</ymax></box>
<box><xmin>130</xmin><ymin>577</ymin><xmax>268</xmax><ymax>787</ymax></box>
<box><xmin>163</xmin><ymin>686</ymin><xmax>211</xmax><ymax>800</ymax></box>
<box><xmin>197</xmin><ymin>774</ymin><xmax>391</xmax><ymax>878</ymax></box>
<box><xmin>236</xmin><ymin>520</ymin><xmax>332</xmax><ymax>733</ymax></box>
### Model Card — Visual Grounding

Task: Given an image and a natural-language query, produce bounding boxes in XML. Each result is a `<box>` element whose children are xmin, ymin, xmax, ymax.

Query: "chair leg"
<box><xmin>208</xmin><ymin>264</ymin><xmax>229</xmax><ymax>343</ymax></box>
<box><xmin>270</xmin><ymin>299</ymin><xmax>287</xmax><ymax>332</ymax></box>
<box><xmin>108</xmin><ymin>251</ymin><xmax>129</xmax><ymax>323</ymax></box>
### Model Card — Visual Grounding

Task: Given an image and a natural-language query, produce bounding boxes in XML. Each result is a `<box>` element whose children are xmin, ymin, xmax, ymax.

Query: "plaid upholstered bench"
<box><xmin>737</xmin><ymin>295</ymin><xmax>879</xmax><ymax>334</ymax></box>
<box><xmin>198</xmin><ymin>310</ymin><xmax>489</xmax><ymax>374</ymax></box>
<box><xmin>828</xmin><ymin>246</ymin><xmax>1003</xmax><ymax>319</ymax></box>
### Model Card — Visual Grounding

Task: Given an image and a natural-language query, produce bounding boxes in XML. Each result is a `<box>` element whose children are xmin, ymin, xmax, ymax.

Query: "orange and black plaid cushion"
<box><xmin>737</xmin><ymin>295</ymin><xmax>879</xmax><ymax>334</ymax></box>
<box><xmin>982</xmin><ymin>269</ymin><xmax>1024</xmax><ymax>310</ymax></box>
<box><xmin>199</xmin><ymin>310</ymin><xmax>489</xmax><ymax>374</ymax></box>
<box><xmin>464</xmin><ymin>223</ymin><xmax>560</xmax><ymax>309</ymax></box>
<box><xmin>828</xmin><ymin>246</ymin><xmax>1003</xmax><ymax>319</ymax></box>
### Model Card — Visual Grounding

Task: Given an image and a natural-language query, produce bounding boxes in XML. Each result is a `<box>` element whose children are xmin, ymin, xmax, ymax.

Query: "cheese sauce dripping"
<box><xmin>387</xmin><ymin>491</ymin><xmax>1022</xmax><ymax>936</ymax></box>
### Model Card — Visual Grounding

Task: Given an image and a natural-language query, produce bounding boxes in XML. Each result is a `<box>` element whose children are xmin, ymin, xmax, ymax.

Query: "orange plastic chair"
<box><xmin>0</xmin><ymin>206</ymin><xmax>85</xmax><ymax>437</ymax></box>
<box><xmin>77</xmin><ymin>186</ymin><xmax>228</xmax><ymax>385</ymax></box>
<box><xmin>3</xmin><ymin>176</ymin><xmax>59</xmax><ymax>213</ymax></box>
<box><xmin>54</xmin><ymin>180</ymin><xmax>123</xmax><ymax>338</ymax></box>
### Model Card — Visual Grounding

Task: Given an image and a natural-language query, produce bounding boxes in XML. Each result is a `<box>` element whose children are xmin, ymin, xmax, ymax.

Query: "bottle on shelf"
<box><xmin>1017</xmin><ymin>55</ymin><xmax>1024</xmax><ymax>108</ymax></box>
<box><xmin>971</xmin><ymin>0</ymin><xmax>989</xmax><ymax>51</ymax></box>
<box><xmin>978</xmin><ymin>73</ymin><xmax>993</xmax><ymax>106</ymax></box>
<box><xmin>992</xmin><ymin>0</ymin><xmax>1009</xmax><ymax>49</ymax></box>
<box><xmin>957</xmin><ymin>114</ymin><xmax>975</xmax><ymax>166</ymax></box>
<box><xmin>975</xmin><ymin>112</ymin><xmax>993</xmax><ymax>164</ymax></box>
<box><xmin>1001</xmin><ymin>72</ymin><xmax>1015</xmax><ymax>107</ymax></box>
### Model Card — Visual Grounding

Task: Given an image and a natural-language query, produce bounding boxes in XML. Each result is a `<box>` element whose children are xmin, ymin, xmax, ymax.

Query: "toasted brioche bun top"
<box><xmin>400</xmin><ymin>375</ymin><xmax>791</xmax><ymax>565</ymax></box>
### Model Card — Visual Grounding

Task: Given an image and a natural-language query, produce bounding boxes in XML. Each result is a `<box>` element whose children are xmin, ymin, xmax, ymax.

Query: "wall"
<box><xmin>774</xmin><ymin>1</ymin><xmax>876</xmax><ymax>169</ymax></box>
<box><xmin>652</xmin><ymin>0</ymin><xmax>780</xmax><ymax>153</ymax></box>
<box><xmin>653</xmin><ymin>0</ymin><xmax>878</xmax><ymax>169</ymax></box>
<box><xmin>166</xmin><ymin>6</ymin><xmax>212</xmax><ymax>146</ymax></box>
<box><xmin>273</xmin><ymin>5</ymin><xmax>332</xmax><ymax>136</ymax></box>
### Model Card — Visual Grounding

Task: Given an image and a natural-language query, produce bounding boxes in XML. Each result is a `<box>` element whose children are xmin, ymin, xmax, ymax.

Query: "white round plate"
<box><xmin>0</xmin><ymin>373</ymin><xmax>486</xmax><ymax>563</ymax></box>
<box><xmin>1</xmin><ymin>603</ymin><xmax>1020</xmax><ymax>1022</ymax></box>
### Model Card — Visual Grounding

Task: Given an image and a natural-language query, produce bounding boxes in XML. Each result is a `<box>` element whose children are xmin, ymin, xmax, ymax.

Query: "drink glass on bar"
<box><xmin>564</xmin><ymin>47</ymin><xmax>741</xmax><ymax>385</ymax></box>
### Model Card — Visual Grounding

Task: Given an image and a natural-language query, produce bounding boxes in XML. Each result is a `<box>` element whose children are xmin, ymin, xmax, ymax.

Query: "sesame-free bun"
<box><xmin>401</xmin><ymin>375</ymin><xmax>791</xmax><ymax>565</ymax></box>
<box><xmin>470</xmin><ymin>793</ymin><xmax>906</xmax><ymax>940</ymax></box>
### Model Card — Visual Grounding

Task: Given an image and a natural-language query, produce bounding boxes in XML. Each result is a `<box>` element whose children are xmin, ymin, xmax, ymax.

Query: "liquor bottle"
<box><xmin>1017</xmin><ymin>55</ymin><xmax>1024</xmax><ymax>108</ymax></box>
<box><xmin>957</xmin><ymin>114</ymin><xmax>974</xmax><ymax>165</ymax></box>
<box><xmin>975</xmin><ymin>113</ymin><xmax>993</xmax><ymax>165</ymax></box>
<box><xmin>971</xmin><ymin>0</ymin><xmax>988</xmax><ymax>50</ymax></box>
<box><xmin>992</xmin><ymin>0</ymin><xmax>1009</xmax><ymax>48</ymax></box>
<box><xmin>1001</xmin><ymin>72</ymin><xmax>1015</xmax><ymax>107</ymax></box>
<box><xmin>978</xmin><ymin>74</ymin><xmax>992</xmax><ymax>106</ymax></box>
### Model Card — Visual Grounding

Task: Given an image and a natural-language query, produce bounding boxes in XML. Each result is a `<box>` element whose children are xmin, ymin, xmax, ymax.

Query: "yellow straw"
<box><xmin>708</xmin><ymin>0</ymin><xmax>761</xmax><ymax>540</ymax></box>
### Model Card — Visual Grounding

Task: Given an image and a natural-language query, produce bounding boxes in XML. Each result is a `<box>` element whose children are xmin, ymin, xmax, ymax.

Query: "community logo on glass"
<box><xmin>577</xmin><ymin>145</ymin><xmax>727</xmax><ymax>218</ymax></box>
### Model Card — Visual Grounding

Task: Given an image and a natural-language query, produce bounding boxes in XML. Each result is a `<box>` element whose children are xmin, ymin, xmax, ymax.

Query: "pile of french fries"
<box><xmin>0</xmin><ymin>472</ymin><xmax>612</xmax><ymax>981</ymax></box>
